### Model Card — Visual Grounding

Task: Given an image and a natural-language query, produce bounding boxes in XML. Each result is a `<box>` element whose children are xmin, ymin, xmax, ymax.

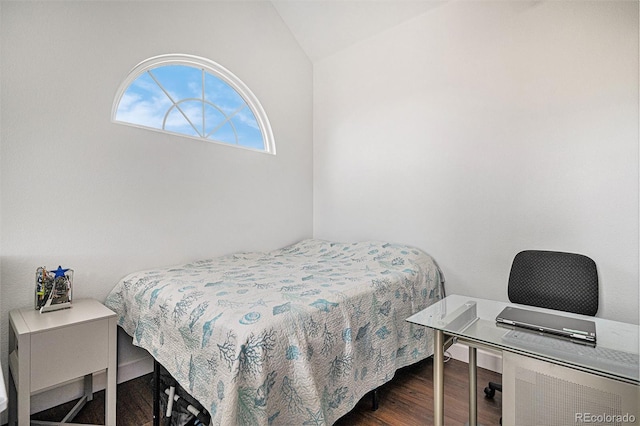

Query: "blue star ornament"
<box><xmin>52</xmin><ymin>265</ymin><xmax>70</xmax><ymax>278</ymax></box>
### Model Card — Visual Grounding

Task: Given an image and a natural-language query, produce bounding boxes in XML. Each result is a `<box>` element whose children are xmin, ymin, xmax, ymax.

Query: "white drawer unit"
<box><xmin>8</xmin><ymin>299</ymin><xmax>117</xmax><ymax>425</ymax></box>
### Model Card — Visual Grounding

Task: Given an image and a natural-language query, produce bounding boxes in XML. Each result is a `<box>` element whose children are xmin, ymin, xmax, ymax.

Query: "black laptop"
<box><xmin>496</xmin><ymin>306</ymin><xmax>596</xmax><ymax>342</ymax></box>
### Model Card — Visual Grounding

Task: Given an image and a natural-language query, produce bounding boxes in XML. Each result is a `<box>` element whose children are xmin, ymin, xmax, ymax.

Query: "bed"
<box><xmin>105</xmin><ymin>239</ymin><xmax>444</xmax><ymax>425</ymax></box>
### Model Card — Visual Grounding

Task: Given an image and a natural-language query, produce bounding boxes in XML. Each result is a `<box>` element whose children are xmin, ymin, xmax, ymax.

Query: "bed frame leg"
<box><xmin>153</xmin><ymin>359</ymin><xmax>160</xmax><ymax>426</ymax></box>
<box><xmin>371</xmin><ymin>388</ymin><xmax>379</xmax><ymax>411</ymax></box>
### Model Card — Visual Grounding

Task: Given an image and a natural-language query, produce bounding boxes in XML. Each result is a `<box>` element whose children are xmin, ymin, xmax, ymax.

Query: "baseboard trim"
<box><xmin>26</xmin><ymin>345</ymin><xmax>496</xmax><ymax>415</ymax></box>
<box><xmin>29</xmin><ymin>354</ymin><xmax>153</xmax><ymax>414</ymax></box>
<box><xmin>116</xmin><ymin>354</ymin><xmax>154</xmax><ymax>384</ymax></box>
<box><xmin>447</xmin><ymin>342</ymin><xmax>502</xmax><ymax>373</ymax></box>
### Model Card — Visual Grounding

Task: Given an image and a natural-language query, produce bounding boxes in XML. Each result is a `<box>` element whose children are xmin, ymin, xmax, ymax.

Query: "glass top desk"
<box><xmin>407</xmin><ymin>294</ymin><xmax>639</xmax><ymax>426</ymax></box>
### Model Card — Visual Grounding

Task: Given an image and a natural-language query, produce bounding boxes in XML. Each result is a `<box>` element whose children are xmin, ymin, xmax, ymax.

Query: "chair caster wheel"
<box><xmin>484</xmin><ymin>386</ymin><xmax>495</xmax><ymax>398</ymax></box>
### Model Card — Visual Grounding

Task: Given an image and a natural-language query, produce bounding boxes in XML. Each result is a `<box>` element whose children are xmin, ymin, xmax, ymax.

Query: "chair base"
<box><xmin>484</xmin><ymin>381</ymin><xmax>502</xmax><ymax>399</ymax></box>
<box><xmin>484</xmin><ymin>381</ymin><xmax>503</xmax><ymax>425</ymax></box>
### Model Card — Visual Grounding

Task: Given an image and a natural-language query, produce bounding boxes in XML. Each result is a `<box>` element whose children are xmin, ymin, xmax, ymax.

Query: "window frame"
<box><xmin>112</xmin><ymin>54</ymin><xmax>276</xmax><ymax>155</ymax></box>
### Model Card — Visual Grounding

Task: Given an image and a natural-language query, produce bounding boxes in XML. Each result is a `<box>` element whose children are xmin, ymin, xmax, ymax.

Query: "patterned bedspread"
<box><xmin>105</xmin><ymin>239</ymin><xmax>443</xmax><ymax>425</ymax></box>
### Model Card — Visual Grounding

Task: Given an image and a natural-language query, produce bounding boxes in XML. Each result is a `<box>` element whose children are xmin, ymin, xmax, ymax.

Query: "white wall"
<box><xmin>0</xmin><ymin>0</ymin><xmax>312</xmax><ymax>412</ymax></box>
<box><xmin>314</xmin><ymin>1</ymin><xmax>639</xmax><ymax>324</ymax></box>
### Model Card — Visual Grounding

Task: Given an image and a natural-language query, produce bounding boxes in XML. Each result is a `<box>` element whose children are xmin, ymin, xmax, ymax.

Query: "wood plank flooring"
<box><xmin>31</xmin><ymin>357</ymin><xmax>502</xmax><ymax>425</ymax></box>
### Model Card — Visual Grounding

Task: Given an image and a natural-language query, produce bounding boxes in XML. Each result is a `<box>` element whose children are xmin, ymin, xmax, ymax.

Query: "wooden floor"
<box><xmin>32</xmin><ymin>357</ymin><xmax>502</xmax><ymax>425</ymax></box>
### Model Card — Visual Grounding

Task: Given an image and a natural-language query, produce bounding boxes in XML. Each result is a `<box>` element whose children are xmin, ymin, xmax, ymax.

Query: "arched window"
<box><xmin>112</xmin><ymin>54</ymin><xmax>275</xmax><ymax>154</ymax></box>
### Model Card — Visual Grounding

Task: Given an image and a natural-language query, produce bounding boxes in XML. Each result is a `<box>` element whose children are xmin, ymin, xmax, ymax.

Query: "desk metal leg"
<box><xmin>434</xmin><ymin>330</ymin><xmax>444</xmax><ymax>426</ymax></box>
<box><xmin>468</xmin><ymin>346</ymin><xmax>477</xmax><ymax>426</ymax></box>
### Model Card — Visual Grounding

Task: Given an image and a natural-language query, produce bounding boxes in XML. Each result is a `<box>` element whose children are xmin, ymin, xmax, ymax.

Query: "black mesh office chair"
<box><xmin>484</xmin><ymin>250</ymin><xmax>599</xmax><ymax>400</ymax></box>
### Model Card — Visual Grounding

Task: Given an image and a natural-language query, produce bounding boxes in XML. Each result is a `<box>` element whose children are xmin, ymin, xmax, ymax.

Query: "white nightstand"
<box><xmin>8</xmin><ymin>299</ymin><xmax>117</xmax><ymax>426</ymax></box>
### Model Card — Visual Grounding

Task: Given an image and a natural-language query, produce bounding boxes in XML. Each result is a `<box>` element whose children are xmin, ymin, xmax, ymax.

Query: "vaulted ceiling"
<box><xmin>271</xmin><ymin>0</ymin><xmax>449</xmax><ymax>62</ymax></box>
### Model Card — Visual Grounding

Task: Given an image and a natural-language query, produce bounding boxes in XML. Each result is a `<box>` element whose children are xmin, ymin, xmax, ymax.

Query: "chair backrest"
<box><xmin>507</xmin><ymin>250</ymin><xmax>598</xmax><ymax>316</ymax></box>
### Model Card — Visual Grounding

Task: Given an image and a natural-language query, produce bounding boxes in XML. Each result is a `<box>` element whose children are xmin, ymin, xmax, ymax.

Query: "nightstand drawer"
<box><xmin>30</xmin><ymin>318</ymin><xmax>109</xmax><ymax>392</ymax></box>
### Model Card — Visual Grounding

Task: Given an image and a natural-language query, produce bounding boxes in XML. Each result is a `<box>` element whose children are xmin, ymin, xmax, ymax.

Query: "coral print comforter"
<box><xmin>105</xmin><ymin>239</ymin><xmax>443</xmax><ymax>425</ymax></box>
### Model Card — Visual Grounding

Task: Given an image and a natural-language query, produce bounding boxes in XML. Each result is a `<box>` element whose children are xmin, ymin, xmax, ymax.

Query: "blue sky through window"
<box><xmin>115</xmin><ymin>64</ymin><xmax>265</xmax><ymax>150</ymax></box>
